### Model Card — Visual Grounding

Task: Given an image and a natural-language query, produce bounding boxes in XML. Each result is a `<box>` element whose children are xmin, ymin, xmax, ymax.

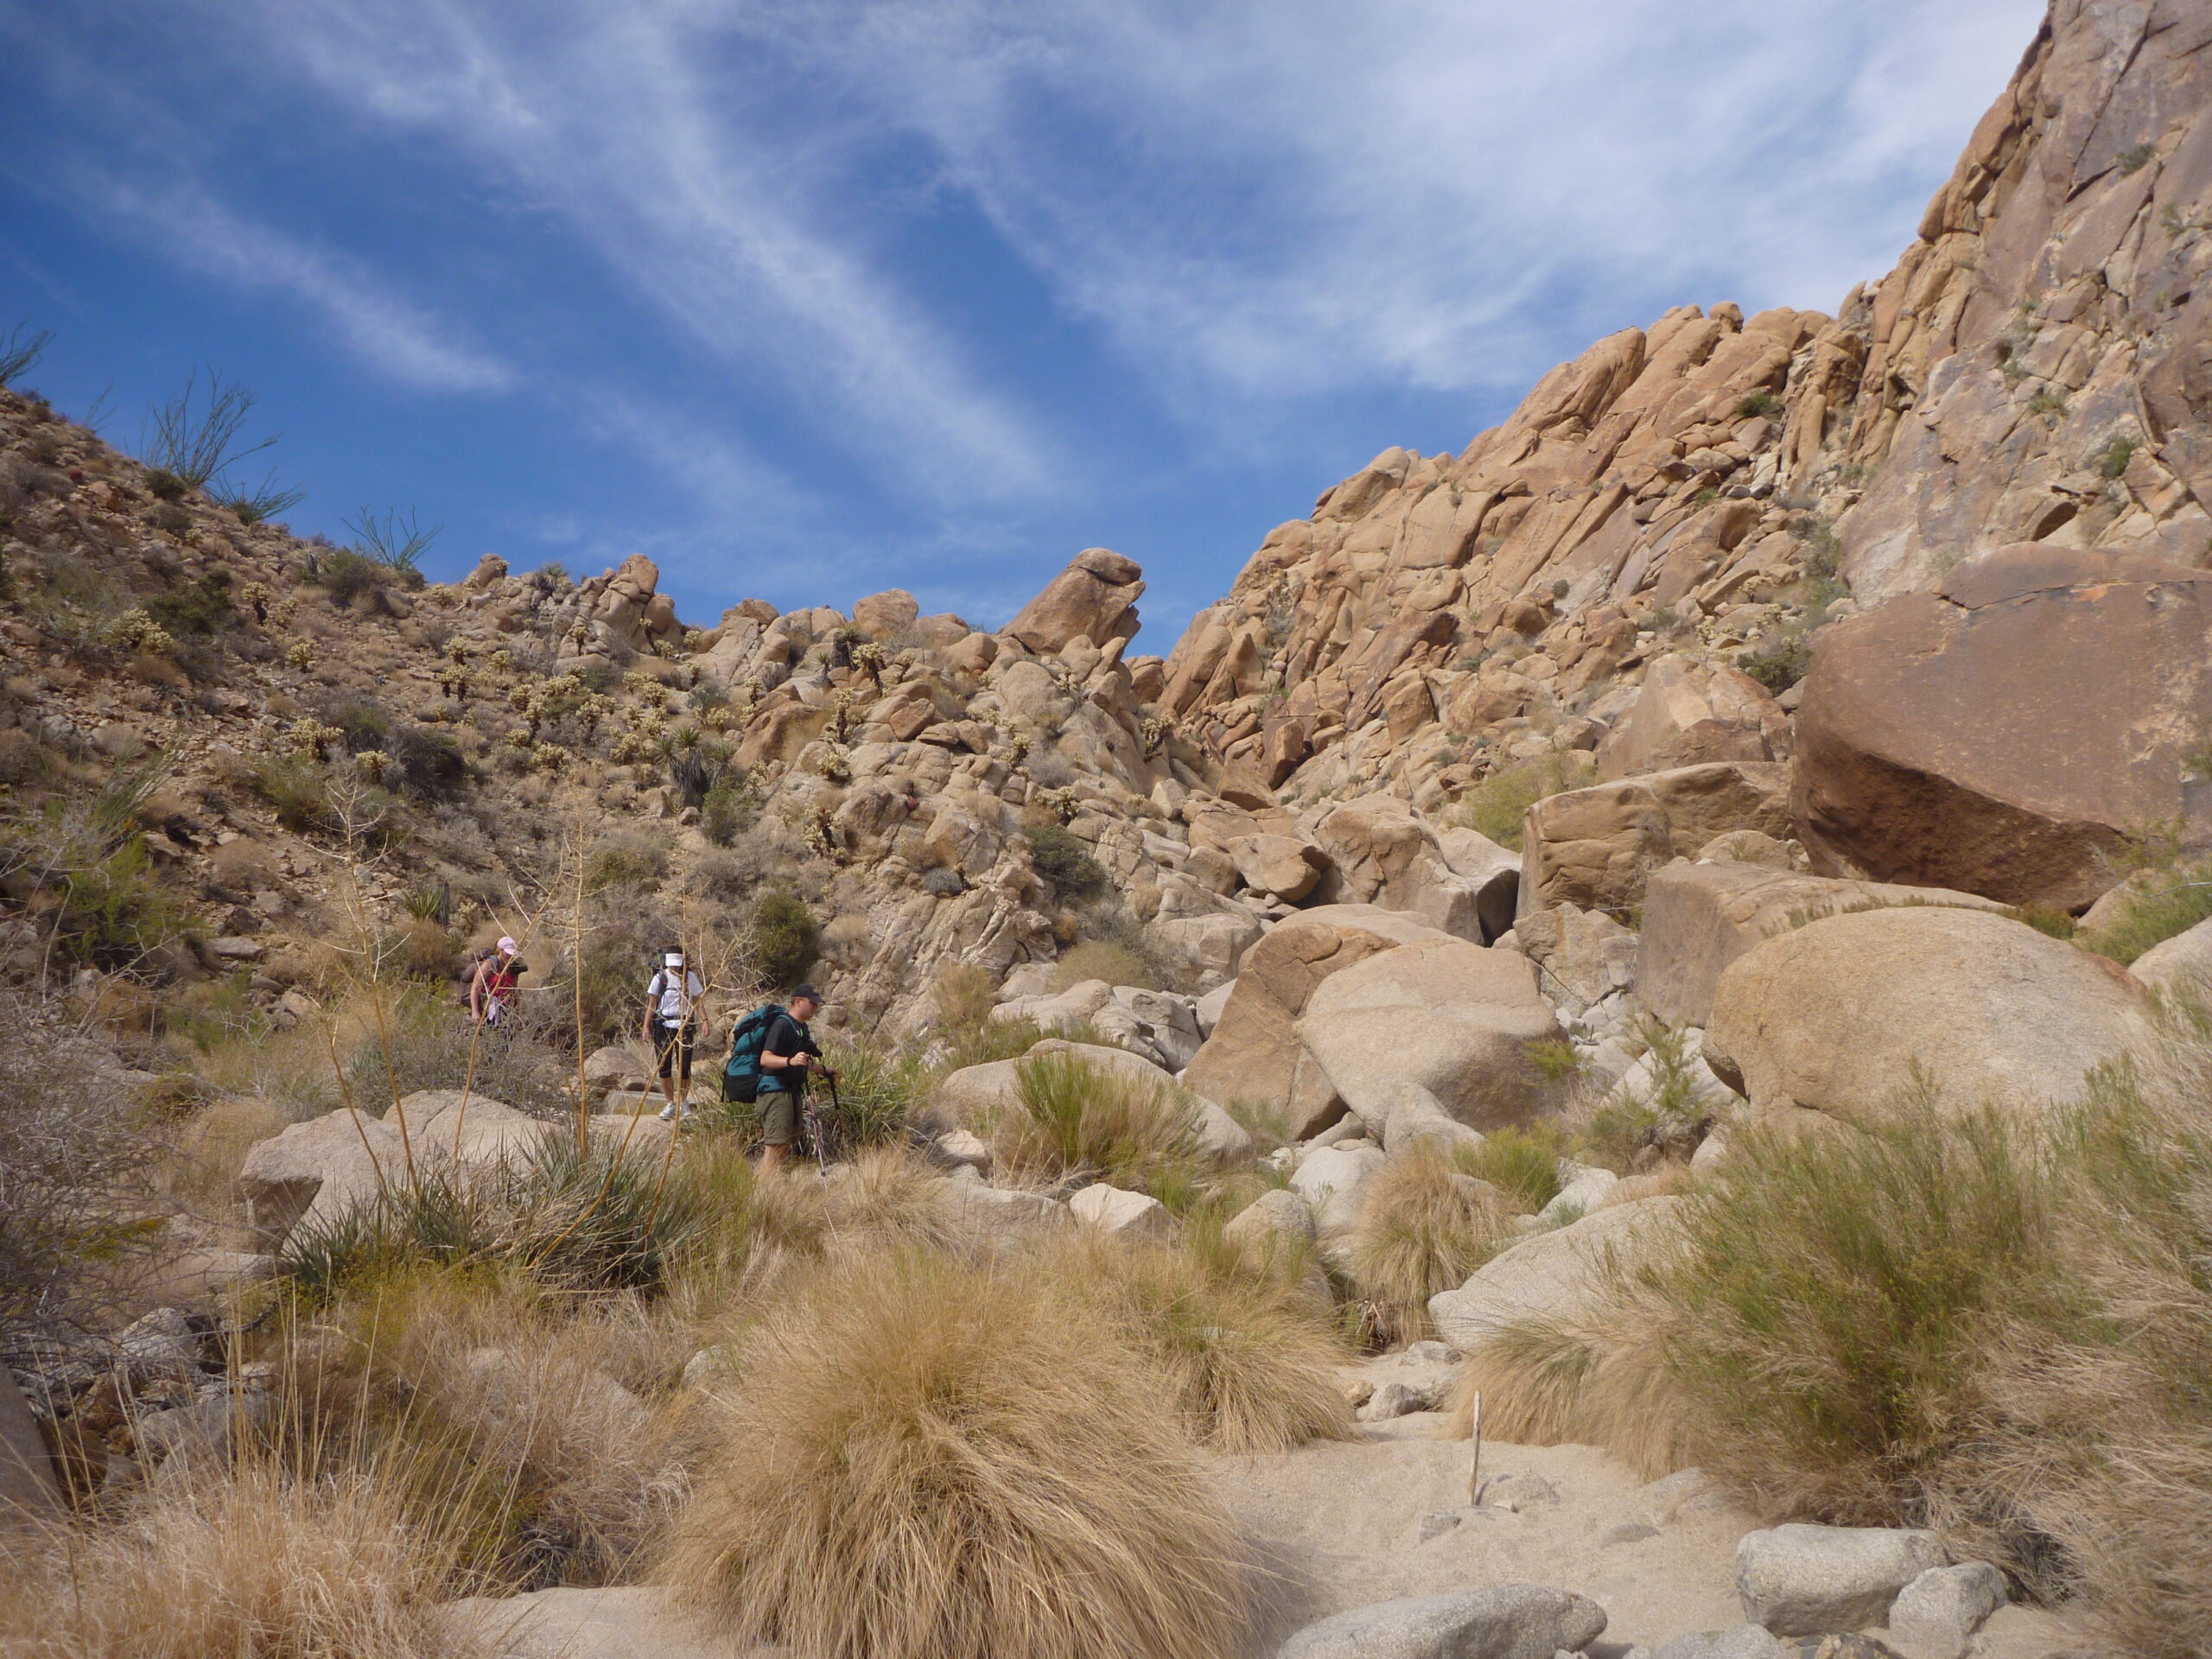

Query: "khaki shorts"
<box><xmin>760</xmin><ymin>1090</ymin><xmax>798</xmax><ymax>1147</ymax></box>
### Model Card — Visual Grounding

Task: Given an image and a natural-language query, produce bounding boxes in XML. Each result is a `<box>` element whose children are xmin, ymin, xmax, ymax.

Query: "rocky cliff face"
<box><xmin>1162</xmin><ymin>0</ymin><xmax>2212</xmax><ymax>820</ymax></box>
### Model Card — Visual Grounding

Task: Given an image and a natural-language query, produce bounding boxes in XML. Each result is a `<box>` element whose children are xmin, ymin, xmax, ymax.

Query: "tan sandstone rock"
<box><xmin>1002</xmin><ymin>548</ymin><xmax>1145</xmax><ymax>654</ymax></box>
<box><xmin>1181</xmin><ymin>906</ymin><xmax>1447</xmax><ymax>1138</ymax></box>
<box><xmin>1707</xmin><ymin>906</ymin><xmax>2155</xmax><ymax>1129</ymax></box>
<box><xmin>1793</xmin><ymin>545</ymin><xmax>2212</xmax><ymax>910</ymax></box>
<box><xmin>1637</xmin><ymin>861</ymin><xmax>2005</xmax><ymax>1029</ymax></box>
<box><xmin>1297</xmin><ymin>936</ymin><xmax>1565</xmax><ymax>1142</ymax></box>
<box><xmin>1428</xmin><ymin>1198</ymin><xmax>1685</xmax><ymax>1351</ymax></box>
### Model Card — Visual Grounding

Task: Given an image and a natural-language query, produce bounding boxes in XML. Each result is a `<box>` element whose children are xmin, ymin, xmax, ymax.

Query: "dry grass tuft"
<box><xmin>1351</xmin><ymin>1147</ymin><xmax>1512</xmax><ymax>1342</ymax></box>
<box><xmin>1057</xmin><ymin>1230</ymin><xmax>1354</xmax><ymax>1453</ymax></box>
<box><xmin>0</xmin><ymin>1463</ymin><xmax>461</xmax><ymax>1659</ymax></box>
<box><xmin>988</xmin><ymin>1048</ymin><xmax>1200</xmax><ymax>1192</ymax></box>
<box><xmin>661</xmin><ymin>1246</ymin><xmax>1246</xmax><ymax>1659</ymax></box>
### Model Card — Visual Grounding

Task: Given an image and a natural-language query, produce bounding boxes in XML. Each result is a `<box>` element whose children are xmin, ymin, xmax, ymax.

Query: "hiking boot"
<box><xmin>657</xmin><ymin>1104</ymin><xmax>677</xmax><ymax>1122</ymax></box>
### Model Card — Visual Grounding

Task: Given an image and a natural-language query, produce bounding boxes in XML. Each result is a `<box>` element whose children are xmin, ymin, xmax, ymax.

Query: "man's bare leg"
<box><xmin>761</xmin><ymin>1142</ymin><xmax>788</xmax><ymax>1175</ymax></box>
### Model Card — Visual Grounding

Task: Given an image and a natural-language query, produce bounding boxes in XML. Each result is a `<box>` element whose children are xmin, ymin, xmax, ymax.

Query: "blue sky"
<box><xmin>0</xmin><ymin>0</ymin><xmax>2042</xmax><ymax>647</ymax></box>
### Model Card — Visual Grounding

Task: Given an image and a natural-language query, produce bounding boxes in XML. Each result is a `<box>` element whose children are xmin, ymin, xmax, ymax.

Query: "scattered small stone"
<box><xmin>1357</xmin><ymin>1381</ymin><xmax>1423</xmax><ymax>1421</ymax></box>
<box><xmin>1887</xmin><ymin>1563</ymin><xmax>2005</xmax><ymax>1659</ymax></box>
<box><xmin>1601</xmin><ymin>1522</ymin><xmax>1661</xmax><ymax>1547</ymax></box>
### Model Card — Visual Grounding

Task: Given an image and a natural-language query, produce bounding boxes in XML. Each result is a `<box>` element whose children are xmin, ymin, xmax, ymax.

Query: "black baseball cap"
<box><xmin>791</xmin><ymin>982</ymin><xmax>823</xmax><ymax>1002</ymax></box>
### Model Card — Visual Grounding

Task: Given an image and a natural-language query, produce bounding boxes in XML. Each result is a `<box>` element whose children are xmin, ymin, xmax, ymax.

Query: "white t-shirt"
<box><xmin>648</xmin><ymin>968</ymin><xmax>703</xmax><ymax>1023</ymax></box>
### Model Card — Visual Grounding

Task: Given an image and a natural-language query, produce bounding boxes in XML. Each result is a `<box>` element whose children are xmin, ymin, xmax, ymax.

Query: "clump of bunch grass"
<box><xmin>1448</xmin><ymin>1038</ymin><xmax>2212</xmax><ymax>1658</ymax></box>
<box><xmin>661</xmin><ymin>1247</ymin><xmax>1245</xmax><ymax>1659</ymax></box>
<box><xmin>1456</xmin><ymin>753</ymin><xmax>1593</xmax><ymax>851</ymax></box>
<box><xmin>1451</xmin><ymin>1123</ymin><xmax>1564</xmax><ymax>1212</ymax></box>
<box><xmin>1058</xmin><ymin>1227</ymin><xmax>1353</xmax><ymax>1452</ymax></box>
<box><xmin>283</xmin><ymin>1128</ymin><xmax>703</xmax><ymax>1305</ymax></box>
<box><xmin>1</xmin><ymin>1462</ymin><xmax>461</xmax><ymax>1659</ymax></box>
<box><xmin>989</xmin><ymin>1049</ymin><xmax>1201</xmax><ymax>1192</ymax></box>
<box><xmin>1350</xmin><ymin>1145</ymin><xmax>1513</xmax><ymax>1341</ymax></box>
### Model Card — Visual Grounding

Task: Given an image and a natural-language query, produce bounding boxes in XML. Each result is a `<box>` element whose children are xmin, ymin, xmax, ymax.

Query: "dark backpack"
<box><xmin>721</xmin><ymin>1003</ymin><xmax>785</xmax><ymax>1103</ymax></box>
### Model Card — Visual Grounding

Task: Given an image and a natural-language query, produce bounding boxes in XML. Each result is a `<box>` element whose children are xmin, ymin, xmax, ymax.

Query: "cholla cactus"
<box><xmin>282</xmin><ymin>716</ymin><xmax>343</xmax><ymax>757</ymax></box>
<box><xmin>810</xmin><ymin>744</ymin><xmax>852</xmax><ymax>784</ymax></box>
<box><xmin>488</xmin><ymin>648</ymin><xmax>518</xmax><ymax>675</ymax></box>
<box><xmin>504</xmin><ymin>727</ymin><xmax>533</xmax><ymax>750</ymax></box>
<box><xmin>107</xmin><ymin>609</ymin><xmax>174</xmax><ymax>654</ymax></box>
<box><xmin>851</xmin><ymin>639</ymin><xmax>886</xmax><ymax>684</ymax></box>
<box><xmin>802</xmin><ymin>806</ymin><xmax>839</xmax><ymax>859</ymax></box>
<box><xmin>353</xmin><ymin>749</ymin><xmax>392</xmax><ymax>782</ymax></box>
<box><xmin>1139</xmin><ymin>714</ymin><xmax>1173</xmax><ymax>757</ymax></box>
<box><xmin>623</xmin><ymin>671</ymin><xmax>671</xmax><ymax>709</ymax></box>
<box><xmin>437</xmin><ymin>662</ymin><xmax>474</xmax><ymax>698</ymax></box>
<box><xmin>609</xmin><ymin>728</ymin><xmax>659</xmax><ymax>766</ymax></box>
<box><xmin>284</xmin><ymin>638</ymin><xmax>316</xmax><ymax>671</ymax></box>
<box><xmin>1036</xmin><ymin>785</ymin><xmax>1080</xmax><ymax>823</ymax></box>
<box><xmin>827</xmin><ymin>688</ymin><xmax>858</xmax><ymax>744</ymax></box>
<box><xmin>531</xmin><ymin>742</ymin><xmax>570</xmax><ymax>773</ymax></box>
<box><xmin>238</xmin><ymin>582</ymin><xmax>273</xmax><ymax>625</ymax></box>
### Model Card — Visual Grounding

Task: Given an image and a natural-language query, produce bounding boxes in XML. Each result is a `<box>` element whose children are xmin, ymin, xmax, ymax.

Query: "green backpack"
<box><xmin>721</xmin><ymin>1003</ymin><xmax>785</xmax><ymax>1103</ymax></box>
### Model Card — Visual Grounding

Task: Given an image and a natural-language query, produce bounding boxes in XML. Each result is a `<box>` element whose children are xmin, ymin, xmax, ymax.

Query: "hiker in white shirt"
<box><xmin>643</xmin><ymin>946</ymin><xmax>710</xmax><ymax>1122</ymax></box>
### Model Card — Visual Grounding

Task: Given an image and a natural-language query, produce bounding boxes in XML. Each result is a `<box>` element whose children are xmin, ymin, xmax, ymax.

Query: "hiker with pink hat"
<box><xmin>468</xmin><ymin>935</ymin><xmax>524</xmax><ymax>1027</ymax></box>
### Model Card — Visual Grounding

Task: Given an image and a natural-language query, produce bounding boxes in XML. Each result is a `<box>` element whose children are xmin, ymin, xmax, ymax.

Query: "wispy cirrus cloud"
<box><xmin>88</xmin><ymin>175</ymin><xmax>516</xmax><ymax>394</ymax></box>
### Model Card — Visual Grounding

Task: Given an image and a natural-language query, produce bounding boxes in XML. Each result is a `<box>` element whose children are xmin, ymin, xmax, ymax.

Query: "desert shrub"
<box><xmin>1741</xmin><ymin>632</ymin><xmax>1814</xmax><ymax>694</ymax></box>
<box><xmin>1452</xmin><ymin>1123</ymin><xmax>1564</xmax><ymax>1212</ymax></box>
<box><xmin>144</xmin><ymin>569</ymin><xmax>233</xmax><ymax>636</ymax></box>
<box><xmin>2076</xmin><ymin>862</ymin><xmax>2212</xmax><ymax>964</ymax></box>
<box><xmin>1</xmin><ymin>1462</ymin><xmax>462</xmax><ymax>1659</ymax></box>
<box><xmin>339</xmin><ymin>985</ymin><xmax>572</xmax><ymax>1116</ymax></box>
<box><xmin>1059</xmin><ymin>1233</ymin><xmax>1353</xmax><ymax>1452</ymax></box>
<box><xmin>1351</xmin><ymin>1146</ymin><xmax>1513</xmax><ymax>1341</ymax></box>
<box><xmin>1577</xmin><ymin>1021</ymin><xmax>1713</xmax><ymax>1172</ymax></box>
<box><xmin>931</xmin><ymin>962</ymin><xmax>997</xmax><ymax>1029</ymax></box>
<box><xmin>660</xmin><ymin>1248</ymin><xmax>1243</xmax><ymax>1659</ymax></box>
<box><xmin>1049</xmin><ymin>936</ymin><xmax>1153</xmax><ymax>991</ymax></box>
<box><xmin>931</xmin><ymin>1013</ymin><xmax>1082</xmax><ymax>1072</ymax></box>
<box><xmin>991</xmin><ymin>1050</ymin><xmax>1201</xmax><ymax>1192</ymax></box>
<box><xmin>284</xmin><ymin>1128</ymin><xmax>704</xmax><ymax>1305</ymax></box>
<box><xmin>0</xmin><ymin>993</ymin><xmax>170</xmax><ymax>1349</ymax></box>
<box><xmin>1467</xmin><ymin>1054</ymin><xmax>2212</xmax><ymax>1655</ymax></box>
<box><xmin>312</xmin><ymin>547</ymin><xmax>393</xmax><ymax>607</ymax></box>
<box><xmin>1024</xmin><ymin>823</ymin><xmax>1107</xmax><ymax>902</ymax></box>
<box><xmin>585</xmin><ymin>830</ymin><xmax>669</xmax><ymax>891</ymax></box>
<box><xmin>253</xmin><ymin>754</ymin><xmax>334</xmax><ymax>831</ymax></box>
<box><xmin>746</xmin><ymin>888</ymin><xmax>818</xmax><ymax>988</ymax></box>
<box><xmin>47</xmin><ymin>834</ymin><xmax>200</xmax><ymax>970</ymax></box>
<box><xmin>700</xmin><ymin>777</ymin><xmax>759</xmax><ymax>846</ymax></box>
<box><xmin>1458</xmin><ymin>753</ymin><xmax>1592</xmax><ymax>851</ymax></box>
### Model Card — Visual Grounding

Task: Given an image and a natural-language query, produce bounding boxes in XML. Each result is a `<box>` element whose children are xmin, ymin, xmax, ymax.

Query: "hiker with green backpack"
<box><xmin>721</xmin><ymin>984</ymin><xmax>832</xmax><ymax>1173</ymax></box>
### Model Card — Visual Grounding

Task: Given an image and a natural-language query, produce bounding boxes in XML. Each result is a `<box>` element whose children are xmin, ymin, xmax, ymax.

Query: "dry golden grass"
<box><xmin>1054</xmin><ymin>1231</ymin><xmax>1354</xmax><ymax>1453</ymax></box>
<box><xmin>661</xmin><ymin>1246</ymin><xmax>1246</xmax><ymax>1659</ymax></box>
<box><xmin>1350</xmin><ymin>1147</ymin><xmax>1512</xmax><ymax>1343</ymax></box>
<box><xmin>1442</xmin><ymin>1300</ymin><xmax>1693</xmax><ymax>1480</ymax></box>
<box><xmin>162</xmin><ymin>1094</ymin><xmax>288</xmax><ymax>1215</ymax></box>
<box><xmin>0</xmin><ymin>1463</ymin><xmax>461</xmax><ymax>1659</ymax></box>
<box><xmin>270</xmin><ymin>1268</ymin><xmax>703</xmax><ymax>1589</ymax></box>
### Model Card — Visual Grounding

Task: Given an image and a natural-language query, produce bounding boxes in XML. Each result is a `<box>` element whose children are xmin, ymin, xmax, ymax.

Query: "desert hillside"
<box><xmin>2</xmin><ymin>3</ymin><xmax>2209</xmax><ymax>1659</ymax></box>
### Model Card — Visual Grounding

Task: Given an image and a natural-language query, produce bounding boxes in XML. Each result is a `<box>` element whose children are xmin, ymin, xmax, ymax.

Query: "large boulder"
<box><xmin>1792</xmin><ymin>544</ymin><xmax>2212</xmax><ymax>910</ymax></box>
<box><xmin>1002</xmin><ymin>548</ymin><xmax>1144</xmax><ymax>654</ymax></box>
<box><xmin>1181</xmin><ymin>906</ymin><xmax>1446</xmax><ymax>1138</ymax></box>
<box><xmin>235</xmin><ymin>1108</ymin><xmax>406</xmax><ymax>1247</ymax></box>
<box><xmin>1511</xmin><ymin>902</ymin><xmax>1637</xmax><ymax>1020</ymax></box>
<box><xmin>1290</xmin><ymin>1144</ymin><xmax>1386</xmax><ymax>1241</ymax></box>
<box><xmin>1311</xmin><ymin>797</ymin><xmax>1520</xmax><ymax>943</ymax></box>
<box><xmin>384</xmin><ymin>1091</ymin><xmax>543</xmax><ymax>1173</ymax></box>
<box><xmin>1517</xmin><ymin>764</ymin><xmax>1790</xmax><ymax>919</ymax></box>
<box><xmin>1274</xmin><ymin>1583</ymin><xmax>1607</xmax><ymax>1659</ymax></box>
<box><xmin>2128</xmin><ymin>913</ymin><xmax>2212</xmax><ymax>999</ymax></box>
<box><xmin>1707</xmin><ymin>906</ymin><xmax>2155</xmax><ymax>1129</ymax></box>
<box><xmin>1596</xmin><ymin>655</ymin><xmax>1785</xmax><ymax>779</ymax></box>
<box><xmin>1297</xmin><ymin>938</ymin><xmax>1564</xmax><ymax>1141</ymax></box>
<box><xmin>1637</xmin><ymin>861</ymin><xmax>2005</xmax><ymax>1028</ymax></box>
<box><xmin>1735</xmin><ymin>1523</ymin><xmax>1949</xmax><ymax>1637</ymax></box>
<box><xmin>1428</xmin><ymin>1198</ymin><xmax>1683</xmax><ymax>1351</ymax></box>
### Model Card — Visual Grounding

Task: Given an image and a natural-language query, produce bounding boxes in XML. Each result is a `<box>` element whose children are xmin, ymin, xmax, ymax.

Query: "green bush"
<box><xmin>2076</xmin><ymin>866</ymin><xmax>2212</xmax><ymax>965</ymax></box>
<box><xmin>747</xmin><ymin>888</ymin><xmax>818</xmax><ymax>989</ymax></box>
<box><xmin>251</xmin><ymin>755</ymin><xmax>334</xmax><ymax>832</ymax></box>
<box><xmin>586</xmin><ymin>831</ymin><xmax>669</xmax><ymax>891</ymax></box>
<box><xmin>1458</xmin><ymin>753</ymin><xmax>1592</xmax><ymax>851</ymax></box>
<box><xmin>993</xmin><ymin>1050</ymin><xmax>1200</xmax><ymax>1194</ymax></box>
<box><xmin>1741</xmin><ymin>632</ymin><xmax>1813</xmax><ymax>694</ymax></box>
<box><xmin>1452</xmin><ymin>1124</ymin><xmax>1563</xmax><ymax>1213</ymax></box>
<box><xmin>1025</xmin><ymin>823</ymin><xmax>1108</xmax><ymax>903</ymax></box>
<box><xmin>144</xmin><ymin>569</ymin><xmax>233</xmax><ymax>636</ymax></box>
<box><xmin>54</xmin><ymin>836</ymin><xmax>200</xmax><ymax>970</ymax></box>
<box><xmin>701</xmin><ymin>777</ymin><xmax>760</xmax><ymax>846</ymax></box>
